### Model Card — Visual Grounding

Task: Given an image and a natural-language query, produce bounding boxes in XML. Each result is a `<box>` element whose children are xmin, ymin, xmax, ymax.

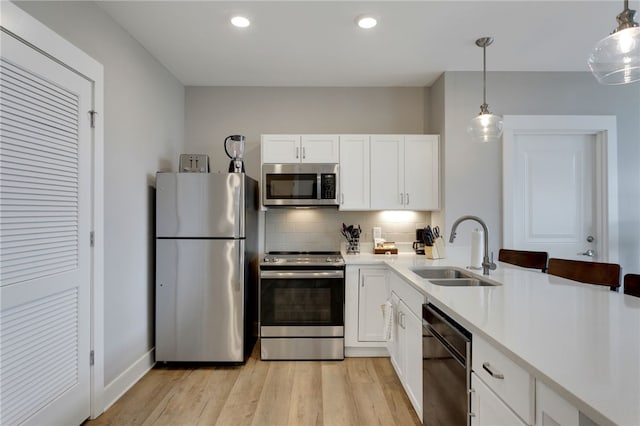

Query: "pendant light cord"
<box><xmin>482</xmin><ymin>43</ymin><xmax>487</xmax><ymax>108</ymax></box>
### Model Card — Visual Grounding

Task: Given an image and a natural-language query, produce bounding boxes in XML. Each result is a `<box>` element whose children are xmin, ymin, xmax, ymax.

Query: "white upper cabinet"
<box><xmin>301</xmin><ymin>135</ymin><xmax>339</xmax><ymax>163</ymax></box>
<box><xmin>262</xmin><ymin>133</ymin><xmax>440</xmax><ymax>211</ymax></box>
<box><xmin>405</xmin><ymin>135</ymin><xmax>439</xmax><ymax>210</ymax></box>
<box><xmin>261</xmin><ymin>134</ymin><xmax>339</xmax><ymax>164</ymax></box>
<box><xmin>370</xmin><ymin>134</ymin><xmax>440</xmax><ymax>210</ymax></box>
<box><xmin>370</xmin><ymin>135</ymin><xmax>405</xmax><ymax>210</ymax></box>
<box><xmin>339</xmin><ymin>135</ymin><xmax>370</xmax><ymax>210</ymax></box>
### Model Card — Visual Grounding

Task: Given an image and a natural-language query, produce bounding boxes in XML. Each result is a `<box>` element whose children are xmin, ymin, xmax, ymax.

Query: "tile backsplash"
<box><xmin>265</xmin><ymin>209</ymin><xmax>430</xmax><ymax>252</ymax></box>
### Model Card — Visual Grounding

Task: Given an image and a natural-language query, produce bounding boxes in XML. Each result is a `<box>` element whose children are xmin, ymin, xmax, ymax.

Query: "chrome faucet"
<box><xmin>449</xmin><ymin>215</ymin><xmax>497</xmax><ymax>276</ymax></box>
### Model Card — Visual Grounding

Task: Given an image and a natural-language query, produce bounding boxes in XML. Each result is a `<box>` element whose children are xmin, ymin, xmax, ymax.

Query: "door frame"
<box><xmin>502</xmin><ymin>115</ymin><xmax>618</xmax><ymax>263</ymax></box>
<box><xmin>1</xmin><ymin>2</ymin><xmax>105</xmax><ymax>418</ymax></box>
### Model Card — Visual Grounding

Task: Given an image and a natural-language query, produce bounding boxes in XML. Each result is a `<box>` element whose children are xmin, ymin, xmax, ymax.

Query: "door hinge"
<box><xmin>89</xmin><ymin>110</ymin><xmax>98</xmax><ymax>128</ymax></box>
<box><xmin>90</xmin><ymin>350</ymin><xmax>95</xmax><ymax>366</ymax></box>
<box><xmin>90</xmin><ymin>231</ymin><xmax>95</xmax><ymax>247</ymax></box>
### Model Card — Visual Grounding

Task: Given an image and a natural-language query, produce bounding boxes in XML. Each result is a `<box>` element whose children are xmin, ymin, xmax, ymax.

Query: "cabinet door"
<box><xmin>339</xmin><ymin>135</ymin><xmax>370</xmax><ymax>210</ymax></box>
<box><xmin>261</xmin><ymin>135</ymin><xmax>301</xmax><ymax>163</ymax></box>
<box><xmin>401</xmin><ymin>302</ymin><xmax>423</xmax><ymax>421</ymax></box>
<box><xmin>301</xmin><ymin>135</ymin><xmax>339</xmax><ymax>163</ymax></box>
<box><xmin>370</xmin><ymin>135</ymin><xmax>404</xmax><ymax>210</ymax></box>
<box><xmin>344</xmin><ymin>266</ymin><xmax>360</xmax><ymax>347</ymax></box>
<box><xmin>471</xmin><ymin>373</ymin><xmax>527</xmax><ymax>426</ymax></box>
<box><xmin>535</xmin><ymin>381</ymin><xmax>579</xmax><ymax>426</ymax></box>
<box><xmin>358</xmin><ymin>267</ymin><xmax>389</xmax><ymax>342</ymax></box>
<box><xmin>404</xmin><ymin>135</ymin><xmax>439</xmax><ymax>210</ymax></box>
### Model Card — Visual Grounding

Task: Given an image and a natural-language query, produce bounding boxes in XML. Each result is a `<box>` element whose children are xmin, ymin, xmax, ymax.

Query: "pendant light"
<box><xmin>588</xmin><ymin>0</ymin><xmax>640</xmax><ymax>85</ymax></box>
<box><xmin>467</xmin><ymin>37</ymin><xmax>503</xmax><ymax>143</ymax></box>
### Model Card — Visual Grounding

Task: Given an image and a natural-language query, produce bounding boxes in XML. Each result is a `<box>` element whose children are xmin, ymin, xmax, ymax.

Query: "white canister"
<box><xmin>470</xmin><ymin>228</ymin><xmax>484</xmax><ymax>269</ymax></box>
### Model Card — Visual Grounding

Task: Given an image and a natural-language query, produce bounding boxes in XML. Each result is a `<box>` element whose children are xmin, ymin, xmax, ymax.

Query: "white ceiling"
<box><xmin>97</xmin><ymin>0</ymin><xmax>630</xmax><ymax>87</ymax></box>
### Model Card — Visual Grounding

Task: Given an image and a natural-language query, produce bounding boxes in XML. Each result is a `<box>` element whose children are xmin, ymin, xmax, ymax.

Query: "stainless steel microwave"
<box><xmin>262</xmin><ymin>163</ymin><xmax>339</xmax><ymax>207</ymax></box>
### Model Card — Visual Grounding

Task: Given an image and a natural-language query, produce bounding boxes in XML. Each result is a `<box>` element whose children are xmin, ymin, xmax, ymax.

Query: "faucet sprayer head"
<box><xmin>449</xmin><ymin>232</ymin><xmax>457</xmax><ymax>243</ymax></box>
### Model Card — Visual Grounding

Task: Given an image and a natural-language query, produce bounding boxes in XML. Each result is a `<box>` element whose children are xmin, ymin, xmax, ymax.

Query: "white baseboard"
<box><xmin>345</xmin><ymin>346</ymin><xmax>389</xmax><ymax>357</ymax></box>
<box><xmin>102</xmin><ymin>348</ymin><xmax>155</xmax><ymax>412</ymax></box>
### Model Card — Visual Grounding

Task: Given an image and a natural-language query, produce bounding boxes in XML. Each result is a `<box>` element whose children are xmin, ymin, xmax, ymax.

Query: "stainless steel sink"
<box><xmin>411</xmin><ymin>268</ymin><xmax>470</xmax><ymax>279</ymax></box>
<box><xmin>428</xmin><ymin>278</ymin><xmax>497</xmax><ymax>287</ymax></box>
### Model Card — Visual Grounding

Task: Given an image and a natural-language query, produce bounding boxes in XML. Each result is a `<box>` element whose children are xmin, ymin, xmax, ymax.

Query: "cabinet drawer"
<box><xmin>473</xmin><ymin>335</ymin><xmax>534</xmax><ymax>424</ymax></box>
<box><xmin>390</xmin><ymin>274</ymin><xmax>425</xmax><ymax>317</ymax></box>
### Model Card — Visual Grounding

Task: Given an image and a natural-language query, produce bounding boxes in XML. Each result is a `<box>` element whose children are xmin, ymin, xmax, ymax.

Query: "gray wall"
<box><xmin>438</xmin><ymin>71</ymin><xmax>640</xmax><ymax>274</ymax></box>
<box><xmin>16</xmin><ymin>2</ymin><xmax>185</xmax><ymax>384</ymax></box>
<box><xmin>185</xmin><ymin>86</ymin><xmax>429</xmax><ymax>251</ymax></box>
<box><xmin>185</xmin><ymin>86</ymin><xmax>426</xmax><ymax>178</ymax></box>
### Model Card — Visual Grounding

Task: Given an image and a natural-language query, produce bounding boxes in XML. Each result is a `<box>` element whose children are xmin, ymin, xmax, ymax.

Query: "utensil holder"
<box><xmin>346</xmin><ymin>238</ymin><xmax>360</xmax><ymax>254</ymax></box>
<box><xmin>425</xmin><ymin>243</ymin><xmax>444</xmax><ymax>259</ymax></box>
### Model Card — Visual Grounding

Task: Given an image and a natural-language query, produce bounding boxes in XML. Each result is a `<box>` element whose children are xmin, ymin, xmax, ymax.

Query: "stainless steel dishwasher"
<box><xmin>423</xmin><ymin>303</ymin><xmax>472</xmax><ymax>426</ymax></box>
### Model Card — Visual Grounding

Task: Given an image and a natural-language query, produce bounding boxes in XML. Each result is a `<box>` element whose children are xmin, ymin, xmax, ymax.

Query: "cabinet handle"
<box><xmin>296</xmin><ymin>147</ymin><xmax>300</xmax><ymax>159</ymax></box>
<box><xmin>341</xmin><ymin>193</ymin><xmax>344</xmax><ymax>204</ymax></box>
<box><xmin>405</xmin><ymin>193</ymin><xmax>410</xmax><ymax>205</ymax></box>
<box><xmin>399</xmin><ymin>312</ymin><xmax>406</xmax><ymax>329</ymax></box>
<box><xmin>482</xmin><ymin>362</ymin><xmax>505</xmax><ymax>379</ymax></box>
<box><xmin>302</xmin><ymin>147</ymin><xmax>306</xmax><ymax>159</ymax></box>
<box><xmin>400</xmin><ymin>193</ymin><xmax>404</xmax><ymax>205</ymax></box>
<box><xmin>468</xmin><ymin>388</ymin><xmax>477</xmax><ymax>419</ymax></box>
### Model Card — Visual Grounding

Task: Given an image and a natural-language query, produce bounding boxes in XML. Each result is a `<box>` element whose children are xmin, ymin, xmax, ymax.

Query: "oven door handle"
<box><xmin>260</xmin><ymin>270</ymin><xmax>344</xmax><ymax>279</ymax></box>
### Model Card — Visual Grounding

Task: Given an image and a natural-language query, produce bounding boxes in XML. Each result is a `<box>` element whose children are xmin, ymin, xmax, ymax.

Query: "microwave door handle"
<box><xmin>317</xmin><ymin>174</ymin><xmax>321</xmax><ymax>199</ymax></box>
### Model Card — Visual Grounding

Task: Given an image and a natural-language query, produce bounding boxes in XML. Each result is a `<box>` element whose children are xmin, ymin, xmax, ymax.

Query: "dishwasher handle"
<box><xmin>423</xmin><ymin>320</ymin><xmax>466</xmax><ymax>368</ymax></box>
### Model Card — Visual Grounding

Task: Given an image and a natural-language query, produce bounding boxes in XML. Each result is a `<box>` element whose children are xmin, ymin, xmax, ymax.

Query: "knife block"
<box><xmin>425</xmin><ymin>238</ymin><xmax>445</xmax><ymax>259</ymax></box>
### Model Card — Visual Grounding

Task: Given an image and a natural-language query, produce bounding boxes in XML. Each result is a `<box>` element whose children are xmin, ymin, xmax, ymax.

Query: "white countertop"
<box><xmin>343</xmin><ymin>247</ymin><xmax>640</xmax><ymax>426</ymax></box>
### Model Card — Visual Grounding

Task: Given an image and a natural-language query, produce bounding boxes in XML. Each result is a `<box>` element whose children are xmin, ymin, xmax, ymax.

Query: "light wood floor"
<box><xmin>86</xmin><ymin>344</ymin><xmax>421</xmax><ymax>426</ymax></box>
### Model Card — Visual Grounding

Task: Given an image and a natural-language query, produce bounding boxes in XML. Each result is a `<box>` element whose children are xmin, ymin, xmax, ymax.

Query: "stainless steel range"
<box><xmin>259</xmin><ymin>251</ymin><xmax>345</xmax><ymax>360</ymax></box>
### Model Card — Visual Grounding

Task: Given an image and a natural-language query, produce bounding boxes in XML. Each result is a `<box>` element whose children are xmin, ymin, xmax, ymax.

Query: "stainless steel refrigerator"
<box><xmin>155</xmin><ymin>172</ymin><xmax>258</xmax><ymax>362</ymax></box>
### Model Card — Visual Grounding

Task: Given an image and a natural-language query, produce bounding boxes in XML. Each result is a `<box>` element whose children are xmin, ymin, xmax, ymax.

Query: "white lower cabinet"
<box><xmin>472</xmin><ymin>373</ymin><xmax>527</xmax><ymax>426</ymax></box>
<box><xmin>535</xmin><ymin>381</ymin><xmax>579</xmax><ymax>426</ymax></box>
<box><xmin>399</xmin><ymin>299</ymin><xmax>423</xmax><ymax>418</ymax></box>
<box><xmin>388</xmin><ymin>273</ymin><xmax>424</xmax><ymax>422</ymax></box>
<box><xmin>357</xmin><ymin>267</ymin><xmax>390</xmax><ymax>342</ymax></box>
<box><xmin>472</xmin><ymin>334</ymin><xmax>534</xmax><ymax>424</ymax></box>
<box><xmin>344</xmin><ymin>266</ymin><xmax>389</xmax><ymax>356</ymax></box>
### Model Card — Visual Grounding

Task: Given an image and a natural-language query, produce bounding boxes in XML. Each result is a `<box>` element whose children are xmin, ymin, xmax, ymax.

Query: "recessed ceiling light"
<box><xmin>356</xmin><ymin>16</ymin><xmax>377</xmax><ymax>29</ymax></box>
<box><xmin>231</xmin><ymin>16</ymin><xmax>250</xmax><ymax>28</ymax></box>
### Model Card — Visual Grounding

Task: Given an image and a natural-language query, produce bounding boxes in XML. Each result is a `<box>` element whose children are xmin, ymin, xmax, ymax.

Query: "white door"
<box><xmin>503</xmin><ymin>116</ymin><xmax>618</xmax><ymax>263</ymax></box>
<box><xmin>0</xmin><ymin>31</ymin><xmax>92</xmax><ymax>426</ymax></box>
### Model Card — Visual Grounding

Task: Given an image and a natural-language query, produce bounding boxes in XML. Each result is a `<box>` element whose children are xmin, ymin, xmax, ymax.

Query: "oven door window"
<box><xmin>265</xmin><ymin>173</ymin><xmax>317</xmax><ymax>200</ymax></box>
<box><xmin>261</xmin><ymin>278</ymin><xmax>343</xmax><ymax>326</ymax></box>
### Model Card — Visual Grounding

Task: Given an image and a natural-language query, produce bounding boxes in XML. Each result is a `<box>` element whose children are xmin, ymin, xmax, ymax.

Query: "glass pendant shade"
<box><xmin>589</xmin><ymin>26</ymin><xmax>640</xmax><ymax>84</ymax></box>
<box><xmin>467</xmin><ymin>111</ymin><xmax>503</xmax><ymax>143</ymax></box>
<box><xmin>589</xmin><ymin>1</ymin><xmax>640</xmax><ymax>85</ymax></box>
<box><xmin>468</xmin><ymin>37</ymin><xmax>503</xmax><ymax>143</ymax></box>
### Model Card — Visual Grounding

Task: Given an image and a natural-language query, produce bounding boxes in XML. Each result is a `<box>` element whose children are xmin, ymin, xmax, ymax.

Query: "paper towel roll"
<box><xmin>470</xmin><ymin>228</ymin><xmax>484</xmax><ymax>269</ymax></box>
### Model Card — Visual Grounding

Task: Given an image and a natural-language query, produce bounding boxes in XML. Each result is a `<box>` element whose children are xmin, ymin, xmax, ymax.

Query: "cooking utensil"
<box><xmin>433</xmin><ymin>226</ymin><xmax>440</xmax><ymax>239</ymax></box>
<box><xmin>423</xmin><ymin>226</ymin><xmax>433</xmax><ymax>246</ymax></box>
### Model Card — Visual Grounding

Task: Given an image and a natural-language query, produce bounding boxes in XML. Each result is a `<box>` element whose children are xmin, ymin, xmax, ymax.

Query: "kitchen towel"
<box><xmin>381</xmin><ymin>300</ymin><xmax>395</xmax><ymax>341</ymax></box>
<box><xmin>470</xmin><ymin>228</ymin><xmax>484</xmax><ymax>269</ymax></box>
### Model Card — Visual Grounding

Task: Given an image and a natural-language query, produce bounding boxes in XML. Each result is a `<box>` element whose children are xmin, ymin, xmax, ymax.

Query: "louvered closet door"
<box><xmin>0</xmin><ymin>31</ymin><xmax>92</xmax><ymax>426</ymax></box>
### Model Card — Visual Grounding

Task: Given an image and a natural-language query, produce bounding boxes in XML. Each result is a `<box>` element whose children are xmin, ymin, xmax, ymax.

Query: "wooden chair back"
<box><xmin>624</xmin><ymin>274</ymin><xmax>640</xmax><ymax>297</ymax></box>
<box><xmin>498</xmin><ymin>249</ymin><xmax>549</xmax><ymax>272</ymax></box>
<box><xmin>547</xmin><ymin>258</ymin><xmax>621</xmax><ymax>291</ymax></box>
